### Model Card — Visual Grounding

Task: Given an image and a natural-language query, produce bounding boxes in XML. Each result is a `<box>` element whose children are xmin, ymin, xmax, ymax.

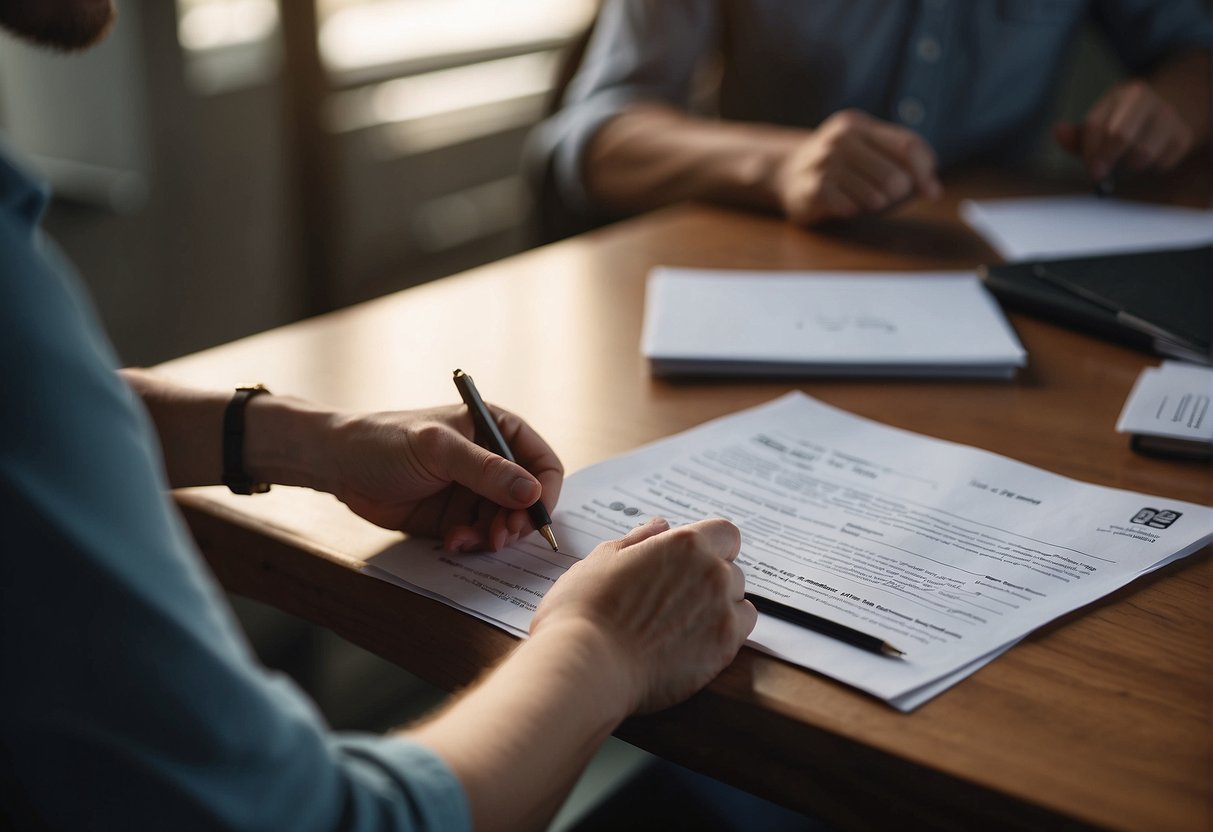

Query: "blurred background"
<box><xmin>0</xmin><ymin>0</ymin><xmax>1131</xmax><ymax>367</ymax></box>
<box><xmin>0</xmin><ymin>2</ymin><xmax>1152</xmax><ymax>827</ymax></box>
<box><xmin>0</xmin><ymin>0</ymin><xmax>596</xmax><ymax>366</ymax></box>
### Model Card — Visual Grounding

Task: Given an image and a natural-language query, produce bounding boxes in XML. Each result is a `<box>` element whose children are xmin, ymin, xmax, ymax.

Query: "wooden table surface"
<box><xmin>158</xmin><ymin>172</ymin><xmax>1211</xmax><ymax>831</ymax></box>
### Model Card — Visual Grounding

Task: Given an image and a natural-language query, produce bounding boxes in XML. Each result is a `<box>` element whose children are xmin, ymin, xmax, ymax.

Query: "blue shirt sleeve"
<box><xmin>0</xmin><ymin>152</ymin><xmax>470</xmax><ymax>832</ymax></box>
<box><xmin>526</xmin><ymin>0</ymin><xmax>720</xmax><ymax>216</ymax></box>
<box><xmin>1091</xmin><ymin>0</ymin><xmax>1213</xmax><ymax>74</ymax></box>
<box><xmin>528</xmin><ymin>0</ymin><xmax>1213</xmax><ymax>224</ymax></box>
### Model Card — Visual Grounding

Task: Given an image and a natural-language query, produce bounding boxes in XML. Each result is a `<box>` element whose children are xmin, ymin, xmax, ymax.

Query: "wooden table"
<box><xmin>158</xmin><ymin>173</ymin><xmax>1211</xmax><ymax>832</ymax></box>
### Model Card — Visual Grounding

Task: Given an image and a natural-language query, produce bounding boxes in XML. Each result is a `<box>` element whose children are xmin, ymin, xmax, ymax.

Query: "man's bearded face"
<box><xmin>0</xmin><ymin>0</ymin><xmax>117</xmax><ymax>51</ymax></box>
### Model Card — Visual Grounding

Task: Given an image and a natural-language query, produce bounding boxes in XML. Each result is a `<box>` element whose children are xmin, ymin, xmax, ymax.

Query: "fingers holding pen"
<box><xmin>482</xmin><ymin>404</ymin><xmax>564</xmax><ymax>544</ymax></box>
<box><xmin>488</xmin><ymin>405</ymin><xmax>565</xmax><ymax>502</ymax></box>
<box><xmin>450</xmin><ymin>371</ymin><xmax>562</xmax><ymax>553</ymax></box>
<box><xmin>1059</xmin><ymin>79</ymin><xmax>1197</xmax><ymax>183</ymax></box>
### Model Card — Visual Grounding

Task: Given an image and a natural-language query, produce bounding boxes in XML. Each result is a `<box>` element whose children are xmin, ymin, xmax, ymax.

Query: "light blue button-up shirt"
<box><xmin>533</xmin><ymin>0</ymin><xmax>1213</xmax><ymax>217</ymax></box>
<box><xmin>0</xmin><ymin>147</ymin><xmax>470</xmax><ymax>831</ymax></box>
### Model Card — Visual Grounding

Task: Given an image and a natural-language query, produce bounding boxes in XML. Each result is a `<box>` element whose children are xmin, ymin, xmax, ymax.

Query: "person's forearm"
<box><xmin>406</xmin><ymin>619</ymin><xmax>634</xmax><ymax>832</ymax></box>
<box><xmin>1148</xmin><ymin>49</ymin><xmax>1212</xmax><ymax>145</ymax></box>
<box><xmin>121</xmin><ymin>369</ymin><xmax>334</xmax><ymax>490</ymax></box>
<box><xmin>585</xmin><ymin>103</ymin><xmax>804</xmax><ymax>214</ymax></box>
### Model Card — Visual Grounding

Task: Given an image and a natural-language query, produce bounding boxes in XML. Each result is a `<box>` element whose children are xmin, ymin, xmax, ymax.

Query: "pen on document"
<box><xmin>1029</xmin><ymin>264</ymin><xmax>1199</xmax><ymax>350</ymax></box>
<box><xmin>745</xmin><ymin>592</ymin><xmax>905</xmax><ymax>658</ymax></box>
<box><xmin>452</xmin><ymin>369</ymin><xmax>559</xmax><ymax>552</ymax></box>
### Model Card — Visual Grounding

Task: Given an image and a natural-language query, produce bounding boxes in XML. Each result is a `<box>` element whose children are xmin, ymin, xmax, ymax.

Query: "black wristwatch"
<box><xmin>222</xmin><ymin>384</ymin><xmax>272</xmax><ymax>495</ymax></box>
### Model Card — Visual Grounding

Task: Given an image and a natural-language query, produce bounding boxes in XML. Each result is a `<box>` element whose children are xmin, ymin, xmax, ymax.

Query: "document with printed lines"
<box><xmin>366</xmin><ymin>393</ymin><xmax>1213</xmax><ymax>710</ymax></box>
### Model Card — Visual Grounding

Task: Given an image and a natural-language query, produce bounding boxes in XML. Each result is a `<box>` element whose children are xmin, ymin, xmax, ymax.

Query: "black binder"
<box><xmin>978</xmin><ymin>245</ymin><xmax>1212</xmax><ymax>363</ymax></box>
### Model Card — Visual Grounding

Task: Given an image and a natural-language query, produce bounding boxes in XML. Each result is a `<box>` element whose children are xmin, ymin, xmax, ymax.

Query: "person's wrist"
<box><xmin>733</xmin><ymin>127</ymin><xmax>804</xmax><ymax>213</ymax></box>
<box><xmin>242</xmin><ymin>395</ymin><xmax>341</xmax><ymax>492</ymax></box>
<box><xmin>528</xmin><ymin>614</ymin><xmax>639</xmax><ymax>724</ymax></box>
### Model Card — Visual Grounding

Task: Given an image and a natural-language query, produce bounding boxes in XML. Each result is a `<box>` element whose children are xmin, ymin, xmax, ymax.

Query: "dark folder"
<box><xmin>978</xmin><ymin>245</ymin><xmax>1211</xmax><ymax>363</ymax></box>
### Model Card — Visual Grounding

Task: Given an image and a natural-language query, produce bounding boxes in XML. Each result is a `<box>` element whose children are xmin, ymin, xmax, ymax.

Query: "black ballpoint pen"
<box><xmin>1030</xmin><ymin>264</ymin><xmax>1201</xmax><ymax>351</ymax></box>
<box><xmin>452</xmin><ymin>369</ymin><xmax>559</xmax><ymax>552</ymax></box>
<box><xmin>745</xmin><ymin>592</ymin><xmax>905</xmax><ymax>658</ymax></box>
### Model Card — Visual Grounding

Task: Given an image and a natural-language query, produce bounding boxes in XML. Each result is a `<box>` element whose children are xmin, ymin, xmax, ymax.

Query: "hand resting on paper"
<box><xmin>532</xmin><ymin>516</ymin><xmax>758</xmax><ymax>714</ymax></box>
<box><xmin>407</xmin><ymin>515</ymin><xmax>756</xmax><ymax>830</ymax></box>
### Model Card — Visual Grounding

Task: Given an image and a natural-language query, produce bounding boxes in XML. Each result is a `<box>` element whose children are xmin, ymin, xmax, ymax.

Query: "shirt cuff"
<box><xmin>332</xmin><ymin>734</ymin><xmax>471</xmax><ymax>832</ymax></box>
<box><xmin>529</xmin><ymin>87</ymin><xmax>664</xmax><ymax>217</ymax></box>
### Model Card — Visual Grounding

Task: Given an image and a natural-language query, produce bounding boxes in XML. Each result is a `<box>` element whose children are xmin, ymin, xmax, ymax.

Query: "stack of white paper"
<box><xmin>365</xmin><ymin>394</ymin><xmax>1213</xmax><ymax>711</ymax></box>
<box><xmin>640</xmin><ymin>269</ymin><xmax>1026</xmax><ymax>378</ymax></box>
<box><xmin>961</xmin><ymin>195</ymin><xmax>1213</xmax><ymax>261</ymax></box>
<box><xmin>1117</xmin><ymin>361</ymin><xmax>1213</xmax><ymax>458</ymax></box>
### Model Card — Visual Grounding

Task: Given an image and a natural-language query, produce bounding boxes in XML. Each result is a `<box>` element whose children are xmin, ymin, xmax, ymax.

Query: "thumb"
<box><xmin>434</xmin><ymin>433</ymin><xmax>542</xmax><ymax>508</ymax></box>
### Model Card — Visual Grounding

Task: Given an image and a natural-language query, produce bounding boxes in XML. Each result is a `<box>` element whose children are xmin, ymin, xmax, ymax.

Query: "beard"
<box><xmin>0</xmin><ymin>0</ymin><xmax>117</xmax><ymax>51</ymax></box>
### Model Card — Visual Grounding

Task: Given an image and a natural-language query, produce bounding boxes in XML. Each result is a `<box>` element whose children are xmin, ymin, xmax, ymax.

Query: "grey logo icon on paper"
<box><xmin>1131</xmin><ymin>508</ymin><xmax>1182</xmax><ymax>529</ymax></box>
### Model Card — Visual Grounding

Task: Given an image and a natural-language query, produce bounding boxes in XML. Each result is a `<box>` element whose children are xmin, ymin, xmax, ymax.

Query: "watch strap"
<box><xmin>222</xmin><ymin>384</ymin><xmax>272</xmax><ymax>495</ymax></box>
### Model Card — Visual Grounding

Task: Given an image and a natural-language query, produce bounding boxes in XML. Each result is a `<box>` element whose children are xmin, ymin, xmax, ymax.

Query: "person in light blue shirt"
<box><xmin>531</xmin><ymin>0</ymin><xmax>1212</xmax><ymax>233</ymax></box>
<box><xmin>0</xmin><ymin>4</ymin><xmax>758</xmax><ymax>829</ymax></box>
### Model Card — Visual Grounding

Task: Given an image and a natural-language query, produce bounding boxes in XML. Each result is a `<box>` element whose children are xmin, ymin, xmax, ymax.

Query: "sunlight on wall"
<box><xmin>178</xmin><ymin>0</ymin><xmax>279</xmax><ymax>51</ymax></box>
<box><xmin>317</xmin><ymin>0</ymin><xmax>593</xmax><ymax>73</ymax></box>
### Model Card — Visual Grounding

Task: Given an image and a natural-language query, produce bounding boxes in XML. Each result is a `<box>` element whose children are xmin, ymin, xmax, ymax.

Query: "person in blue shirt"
<box><xmin>531</xmin><ymin>0</ymin><xmax>1212</xmax><ymax>231</ymax></box>
<box><xmin>0</xmin><ymin>4</ymin><xmax>758</xmax><ymax>829</ymax></box>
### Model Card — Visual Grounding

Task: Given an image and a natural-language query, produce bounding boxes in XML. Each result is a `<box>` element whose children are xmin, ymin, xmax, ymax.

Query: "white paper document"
<box><xmin>640</xmin><ymin>268</ymin><xmax>1026</xmax><ymax>378</ymax></box>
<box><xmin>365</xmin><ymin>394</ymin><xmax>1213</xmax><ymax>710</ymax></box>
<box><xmin>961</xmin><ymin>195</ymin><xmax>1213</xmax><ymax>261</ymax></box>
<box><xmin>1117</xmin><ymin>361</ymin><xmax>1213</xmax><ymax>443</ymax></box>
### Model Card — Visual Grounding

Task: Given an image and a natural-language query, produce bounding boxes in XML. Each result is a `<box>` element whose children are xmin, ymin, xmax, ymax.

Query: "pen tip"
<box><xmin>453</xmin><ymin>368</ymin><xmax>464</xmax><ymax>378</ymax></box>
<box><xmin>882</xmin><ymin>644</ymin><xmax>906</xmax><ymax>659</ymax></box>
<box><xmin>539</xmin><ymin>525</ymin><xmax>559</xmax><ymax>552</ymax></box>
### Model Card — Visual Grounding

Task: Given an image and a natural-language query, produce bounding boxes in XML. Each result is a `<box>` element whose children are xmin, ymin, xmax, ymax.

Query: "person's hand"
<box><xmin>1054</xmin><ymin>79</ymin><xmax>1196</xmax><ymax>182</ymax></box>
<box><xmin>321</xmin><ymin>405</ymin><xmax>563</xmax><ymax>552</ymax></box>
<box><xmin>773</xmin><ymin>109</ymin><xmax>942</xmax><ymax>226</ymax></box>
<box><xmin>530</xmin><ymin>517</ymin><xmax>756</xmax><ymax>714</ymax></box>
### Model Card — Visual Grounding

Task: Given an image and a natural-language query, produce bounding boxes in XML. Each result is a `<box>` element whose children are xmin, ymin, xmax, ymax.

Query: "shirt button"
<box><xmin>916</xmin><ymin>36</ymin><xmax>941</xmax><ymax>63</ymax></box>
<box><xmin>897</xmin><ymin>96</ymin><xmax>926</xmax><ymax>126</ymax></box>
